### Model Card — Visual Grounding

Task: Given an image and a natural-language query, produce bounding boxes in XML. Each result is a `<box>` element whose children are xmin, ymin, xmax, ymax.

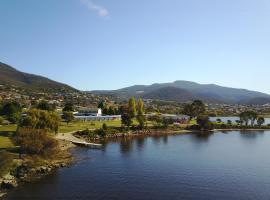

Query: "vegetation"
<box><xmin>62</xmin><ymin>111</ymin><xmax>75</xmax><ymax>125</ymax></box>
<box><xmin>19</xmin><ymin>109</ymin><xmax>60</xmax><ymax>133</ymax></box>
<box><xmin>37</xmin><ymin>100</ymin><xmax>55</xmax><ymax>111</ymax></box>
<box><xmin>0</xmin><ymin>135</ymin><xmax>15</xmax><ymax>149</ymax></box>
<box><xmin>0</xmin><ymin>101</ymin><xmax>22</xmax><ymax>123</ymax></box>
<box><xmin>15</xmin><ymin>127</ymin><xmax>59</xmax><ymax>157</ymax></box>
<box><xmin>183</xmin><ymin>100</ymin><xmax>205</xmax><ymax>120</ymax></box>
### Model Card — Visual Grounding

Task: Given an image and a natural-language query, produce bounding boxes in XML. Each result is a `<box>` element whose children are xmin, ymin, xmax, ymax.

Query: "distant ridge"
<box><xmin>92</xmin><ymin>80</ymin><xmax>270</xmax><ymax>104</ymax></box>
<box><xmin>0</xmin><ymin>62</ymin><xmax>77</xmax><ymax>93</ymax></box>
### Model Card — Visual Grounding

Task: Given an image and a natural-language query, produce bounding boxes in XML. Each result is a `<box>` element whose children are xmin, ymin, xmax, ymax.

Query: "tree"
<box><xmin>192</xmin><ymin>100</ymin><xmax>206</xmax><ymax>117</ymax></box>
<box><xmin>62</xmin><ymin>111</ymin><xmax>75</xmax><ymax>125</ymax></box>
<box><xmin>136</xmin><ymin>98</ymin><xmax>146</xmax><ymax>129</ymax></box>
<box><xmin>137</xmin><ymin>114</ymin><xmax>145</xmax><ymax>129</ymax></box>
<box><xmin>37</xmin><ymin>100</ymin><xmax>54</xmax><ymax>111</ymax></box>
<box><xmin>128</xmin><ymin>97</ymin><xmax>137</xmax><ymax>118</ymax></box>
<box><xmin>257</xmin><ymin>117</ymin><xmax>265</xmax><ymax>127</ymax></box>
<box><xmin>19</xmin><ymin>109</ymin><xmax>61</xmax><ymax>133</ymax></box>
<box><xmin>63</xmin><ymin>102</ymin><xmax>74</xmax><ymax>112</ymax></box>
<box><xmin>137</xmin><ymin>98</ymin><xmax>144</xmax><ymax>116</ymax></box>
<box><xmin>183</xmin><ymin>104</ymin><xmax>195</xmax><ymax>119</ymax></box>
<box><xmin>239</xmin><ymin>111</ymin><xmax>250</xmax><ymax>126</ymax></box>
<box><xmin>216</xmin><ymin>118</ymin><xmax>222</xmax><ymax>123</ymax></box>
<box><xmin>98</xmin><ymin>100</ymin><xmax>106</xmax><ymax>110</ymax></box>
<box><xmin>0</xmin><ymin>116</ymin><xmax>3</xmax><ymax>124</ymax></box>
<box><xmin>249</xmin><ymin>111</ymin><xmax>258</xmax><ymax>126</ymax></box>
<box><xmin>120</xmin><ymin>105</ymin><xmax>132</xmax><ymax>128</ymax></box>
<box><xmin>239</xmin><ymin>111</ymin><xmax>258</xmax><ymax>126</ymax></box>
<box><xmin>15</xmin><ymin>128</ymin><xmax>59</xmax><ymax>157</ymax></box>
<box><xmin>196</xmin><ymin>115</ymin><xmax>213</xmax><ymax>130</ymax></box>
<box><xmin>227</xmin><ymin>120</ymin><xmax>232</xmax><ymax>125</ymax></box>
<box><xmin>1</xmin><ymin>101</ymin><xmax>22</xmax><ymax>123</ymax></box>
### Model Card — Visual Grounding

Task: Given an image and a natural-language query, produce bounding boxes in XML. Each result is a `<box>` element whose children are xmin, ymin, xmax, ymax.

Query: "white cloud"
<box><xmin>80</xmin><ymin>0</ymin><xmax>110</xmax><ymax>18</ymax></box>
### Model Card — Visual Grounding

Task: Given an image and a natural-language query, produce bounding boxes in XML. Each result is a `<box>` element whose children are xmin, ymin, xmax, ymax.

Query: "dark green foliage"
<box><xmin>98</xmin><ymin>100</ymin><xmax>106</xmax><ymax>110</ymax></box>
<box><xmin>257</xmin><ymin>117</ymin><xmax>265</xmax><ymax>126</ymax></box>
<box><xmin>37</xmin><ymin>100</ymin><xmax>55</xmax><ymax>111</ymax></box>
<box><xmin>196</xmin><ymin>115</ymin><xmax>213</xmax><ymax>130</ymax></box>
<box><xmin>137</xmin><ymin>115</ymin><xmax>146</xmax><ymax>129</ymax></box>
<box><xmin>120</xmin><ymin>105</ymin><xmax>133</xmax><ymax>128</ymax></box>
<box><xmin>239</xmin><ymin>111</ymin><xmax>258</xmax><ymax>126</ymax></box>
<box><xmin>1</xmin><ymin>101</ymin><xmax>22</xmax><ymax>123</ymax></box>
<box><xmin>62</xmin><ymin>111</ymin><xmax>74</xmax><ymax>125</ymax></box>
<box><xmin>63</xmin><ymin>102</ymin><xmax>74</xmax><ymax>112</ymax></box>
<box><xmin>183</xmin><ymin>100</ymin><xmax>206</xmax><ymax>119</ymax></box>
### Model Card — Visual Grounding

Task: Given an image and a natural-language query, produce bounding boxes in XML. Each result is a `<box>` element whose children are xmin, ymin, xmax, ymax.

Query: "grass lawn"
<box><xmin>0</xmin><ymin>136</ymin><xmax>15</xmax><ymax>149</ymax></box>
<box><xmin>59</xmin><ymin>120</ymin><xmax>122</xmax><ymax>133</ymax></box>
<box><xmin>0</xmin><ymin>124</ymin><xmax>17</xmax><ymax>132</ymax></box>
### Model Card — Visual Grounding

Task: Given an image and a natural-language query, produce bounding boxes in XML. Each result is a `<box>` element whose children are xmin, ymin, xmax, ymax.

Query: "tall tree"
<box><xmin>183</xmin><ymin>104</ymin><xmax>195</xmax><ymax>119</ymax></box>
<box><xmin>120</xmin><ymin>105</ymin><xmax>132</xmax><ymax>128</ymax></box>
<box><xmin>257</xmin><ymin>117</ymin><xmax>265</xmax><ymax>127</ymax></box>
<box><xmin>1</xmin><ymin>101</ymin><xmax>22</xmax><ymax>123</ymax></box>
<box><xmin>136</xmin><ymin>98</ymin><xmax>145</xmax><ymax>129</ymax></box>
<box><xmin>98</xmin><ymin>100</ymin><xmax>106</xmax><ymax>110</ymax></box>
<box><xmin>128</xmin><ymin>97</ymin><xmax>137</xmax><ymax>118</ymax></box>
<box><xmin>137</xmin><ymin>98</ymin><xmax>144</xmax><ymax>116</ymax></box>
<box><xmin>191</xmin><ymin>100</ymin><xmax>206</xmax><ymax>117</ymax></box>
<box><xmin>63</xmin><ymin>102</ymin><xmax>74</xmax><ymax>112</ymax></box>
<box><xmin>62</xmin><ymin>111</ymin><xmax>75</xmax><ymax>125</ymax></box>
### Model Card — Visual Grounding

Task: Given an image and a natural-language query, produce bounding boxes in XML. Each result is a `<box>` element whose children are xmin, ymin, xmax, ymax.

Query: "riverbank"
<box><xmin>0</xmin><ymin>140</ymin><xmax>75</xmax><ymax>198</ymax></box>
<box><xmin>74</xmin><ymin>126</ymin><xmax>270</xmax><ymax>143</ymax></box>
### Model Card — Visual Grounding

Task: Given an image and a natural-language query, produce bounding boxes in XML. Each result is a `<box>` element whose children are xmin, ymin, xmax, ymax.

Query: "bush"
<box><xmin>0</xmin><ymin>116</ymin><xmax>3</xmax><ymax>124</ymax></box>
<box><xmin>14</xmin><ymin>128</ymin><xmax>59</xmax><ymax>158</ymax></box>
<box><xmin>0</xmin><ymin>152</ymin><xmax>16</xmax><ymax>176</ymax></box>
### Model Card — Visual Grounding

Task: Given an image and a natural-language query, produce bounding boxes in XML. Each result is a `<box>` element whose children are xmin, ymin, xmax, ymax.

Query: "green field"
<box><xmin>59</xmin><ymin>120</ymin><xmax>122</xmax><ymax>133</ymax></box>
<box><xmin>0</xmin><ymin>124</ymin><xmax>17</xmax><ymax>132</ymax></box>
<box><xmin>0</xmin><ymin>136</ymin><xmax>15</xmax><ymax>149</ymax></box>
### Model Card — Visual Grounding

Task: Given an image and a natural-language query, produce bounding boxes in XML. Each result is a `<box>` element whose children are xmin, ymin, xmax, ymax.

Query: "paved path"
<box><xmin>56</xmin><ymin>131</ymin><xmax>102</xmax><ymax>148</ymax></box>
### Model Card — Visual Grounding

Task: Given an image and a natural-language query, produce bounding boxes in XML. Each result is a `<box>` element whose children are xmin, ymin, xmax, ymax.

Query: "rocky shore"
<box><xmin>0</xmin><ymin>140</ymin><xmax>75</xmax><ymax>198</ymax></box>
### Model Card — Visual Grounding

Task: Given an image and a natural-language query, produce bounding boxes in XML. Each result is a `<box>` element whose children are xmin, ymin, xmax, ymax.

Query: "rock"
<box><xmin>1</xmin><ymin>175</ymin><xmax>18</xmax><ymax>189</ymax></box>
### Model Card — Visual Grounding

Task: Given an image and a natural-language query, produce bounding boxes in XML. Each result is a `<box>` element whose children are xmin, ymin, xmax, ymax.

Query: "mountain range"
<box><xmin>0</xmin><ymin>62</ymin><xmax>77</xmax><ymax>93</ymax></box>
<box><xmin>92</xmin><ymin>81</ymin><xmax>270</xmax><ymax>105</ymax></box>
<box><xmin>1</xmin><ymin>61</ymin><xmax>270</xmax><ymax>105</ymax></box>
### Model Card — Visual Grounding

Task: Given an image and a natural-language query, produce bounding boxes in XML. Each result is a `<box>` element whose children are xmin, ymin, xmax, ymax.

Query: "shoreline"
<box><xmin>0</xmin><ymin>140</ymin><xmax>75</xmax><ymax>199</ymax></box>
<box><xmin>75</xmin><ymin>127</ymin><xmax>270</xmax><ymax>143</ymax></box>
<box><xmin>1</xmin><ymin>127</ymin><xmax>269</xmax><ymax>198</ymax></box>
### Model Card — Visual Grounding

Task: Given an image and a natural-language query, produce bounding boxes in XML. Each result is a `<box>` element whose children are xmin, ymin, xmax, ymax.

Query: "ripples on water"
<box><xmin>4</xmin><ymin>131</ymin><xmax>270</xmax><ymax>200</ymax></box>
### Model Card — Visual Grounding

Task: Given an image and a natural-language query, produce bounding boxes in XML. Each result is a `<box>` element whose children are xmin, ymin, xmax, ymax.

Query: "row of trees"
<box><xmin>239</xmin><ymin>111</ymin><xmax>265</xmax><ymax>126</ymax></box>
<box><xmin>120</xmin><ymin>97</ymin><xmax>146</xmax><ymax>129</ymax></box>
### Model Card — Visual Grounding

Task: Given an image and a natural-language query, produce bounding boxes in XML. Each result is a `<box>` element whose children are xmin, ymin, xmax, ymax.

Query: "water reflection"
<box><xmin>190</xmin><ymin>132</ymin><xmax>213</xmax><ymax>142</ymax></box>
<box><xmin>119</xmin><ymin>137</ymin><xmax>133</xmax><ymax>155</ymax></box>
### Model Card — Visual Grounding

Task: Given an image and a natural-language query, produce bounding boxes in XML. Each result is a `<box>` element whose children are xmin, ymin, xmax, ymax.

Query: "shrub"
<box><xmin>14</xmin><ymin>128</ymin><xmax>59</xmax><ymax>158</ymax></box>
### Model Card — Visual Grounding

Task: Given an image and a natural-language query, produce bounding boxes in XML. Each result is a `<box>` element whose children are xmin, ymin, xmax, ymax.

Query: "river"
<box><xmin>4</xmin><ymin>130</ymin><xmax>270</xmax><ymax>200</ymax></box>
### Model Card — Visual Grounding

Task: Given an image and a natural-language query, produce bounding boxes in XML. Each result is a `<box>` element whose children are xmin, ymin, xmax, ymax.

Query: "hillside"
<box><xmin>92</xmin><ymin>80</ymin><xmax>270</xmax><ymax>104</ymax></box>
<box><xmin>0</xmin><ymin>62</ymin><xmax>77</xmax><ymax>93</ymax></box>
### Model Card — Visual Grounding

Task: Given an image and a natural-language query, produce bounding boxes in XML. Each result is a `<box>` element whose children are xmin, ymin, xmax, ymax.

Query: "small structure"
<box><xmin>74</xmin><ymin>107</ymin><xmax>121</xmax><ymax>121</ymax></box>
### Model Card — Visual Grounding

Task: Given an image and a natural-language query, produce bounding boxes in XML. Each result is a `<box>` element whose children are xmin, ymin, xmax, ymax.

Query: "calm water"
<box><xmin>4</xmin><ymin>131</ymin><xmax>270</xmax><ymax>200</ymax></box>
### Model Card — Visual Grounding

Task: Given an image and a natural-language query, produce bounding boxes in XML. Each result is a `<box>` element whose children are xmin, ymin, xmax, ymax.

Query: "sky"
<box><xmin>1</xmin><ymin>0</ymin><xmax>270</xmax><ymax>93</ymax></box>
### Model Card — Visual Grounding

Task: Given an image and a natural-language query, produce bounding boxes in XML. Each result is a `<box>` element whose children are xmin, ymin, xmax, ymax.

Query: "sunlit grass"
<box><xmin>0</xmin><ymin>124</ymin><xmax>17</xmax><ymax>132</ymax></box>
<box><xmin>59</xmin><ymin>120</ymin><xmax>122</xmax><ymax>133</ymax></box>
<box><xmin>0</xmin><ymin>136</ymin><xmax>15</xmax><ymax>149</ymax></box>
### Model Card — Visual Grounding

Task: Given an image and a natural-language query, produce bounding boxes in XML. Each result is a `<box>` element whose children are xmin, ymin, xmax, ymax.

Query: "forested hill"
<box><xmin>92</xmin><ymin>80</ymin><xmax>270</xmax><ymax>104</ymax></box>
<box><xmin>0</xmin><ymin>62</ymin><xmax>77</xmax><ymax>93</ymax></box>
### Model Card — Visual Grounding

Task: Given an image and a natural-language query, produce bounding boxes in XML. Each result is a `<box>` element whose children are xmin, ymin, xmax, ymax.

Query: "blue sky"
<box><xmin>1</xmin><ymin>0</ymin><xmax>270</xmax><ymax>93</ymax></box>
